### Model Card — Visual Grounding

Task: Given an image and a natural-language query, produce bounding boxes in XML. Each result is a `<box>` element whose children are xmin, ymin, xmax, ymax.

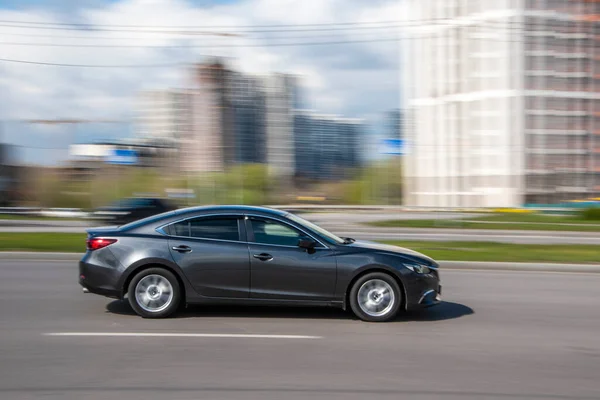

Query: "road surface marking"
<box><xmin>43</xmin><ymin>332</ymin><xmax>322</xmax><ymax>339</ymax></box>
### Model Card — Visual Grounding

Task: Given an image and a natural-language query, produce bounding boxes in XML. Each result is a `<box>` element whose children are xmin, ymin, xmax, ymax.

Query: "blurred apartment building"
<box><xmin>137</xmin><ymin>61</ymin><xmax>296</xmax><ymax>176</ymax></box>
<box><xmin>404</xmin><ymin>0</ymin><xmax>600</xmax><ymax>207</ymax></box>
<box><xmin>137</xmin><ymin>59</ymin><xmax>361</xmax><ymax>180</ymax></box>
<box><xmin>294</xmin><ymin>110</ymin><xmax>362</xmax><ymax>180</ymax></box>
<box><xmin>386</xmin><ymin>109</ymin><xmax>402</xmax><ymax>140</ymax></box>
<box><xmin>67</xmin><ymin>90</ymin><xmax>186</xmax><ymax>174</ymax></box>
<box><xmin>136</xmin><ymin>89</ymin><xmax>191</xmax><ymax>147</ymax></box>
<box><xmin>0</xmin><ymin>143</ymin><xmax>20</xmax><ymax>206</ymax></box>
<box><xmin>265</xmin><ymin>74</ymin><xmax>298</xmax><ymax>178</ymax></box>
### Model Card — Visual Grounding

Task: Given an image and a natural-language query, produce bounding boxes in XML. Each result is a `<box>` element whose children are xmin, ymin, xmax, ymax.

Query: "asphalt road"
<box><xmin>1</xmin><ymin>260</ymin><xmax>599</xmax><ymax>399</ymax></box>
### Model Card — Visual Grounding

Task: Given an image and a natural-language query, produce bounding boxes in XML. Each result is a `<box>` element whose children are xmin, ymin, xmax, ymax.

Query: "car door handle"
<box><xmin>253</xmin><ymin>253</ymin><xmax>273</xmax><ymax>261</ymax></box>
<box><xmin>172</xmin><ymin>245</ymin><xmax>192</xmax><ymax>253</ymax></box>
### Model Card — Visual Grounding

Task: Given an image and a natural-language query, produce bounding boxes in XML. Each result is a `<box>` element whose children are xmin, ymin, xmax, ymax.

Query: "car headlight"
<box><xmin>404</xmin><ymin>263</ymin><xmax>431</xmax><ymax>274</ymax></box>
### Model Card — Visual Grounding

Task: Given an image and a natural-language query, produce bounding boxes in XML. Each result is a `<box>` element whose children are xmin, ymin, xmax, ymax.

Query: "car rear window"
<box><xmin>169</xmin><ymin>217</ymin><xmax>240</xmax><ymax>241</ymax></box>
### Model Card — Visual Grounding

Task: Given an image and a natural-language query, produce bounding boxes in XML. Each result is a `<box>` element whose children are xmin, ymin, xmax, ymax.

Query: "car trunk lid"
<box><xmin>86</xmin><ymin>226</ymin><xmax>120</xmax><ymax>237</ymax></box>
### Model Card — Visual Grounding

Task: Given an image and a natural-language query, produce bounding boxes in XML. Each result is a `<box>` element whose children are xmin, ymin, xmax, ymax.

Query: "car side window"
<box><xmin>250</xmin><ymin>217</ymin><xmax>312</xmax><ymax>247</ymax></box>
<box><xmin>169</xmin><ymin>217</ymin><xmax>240</xmax><ymax>241</ymax></box>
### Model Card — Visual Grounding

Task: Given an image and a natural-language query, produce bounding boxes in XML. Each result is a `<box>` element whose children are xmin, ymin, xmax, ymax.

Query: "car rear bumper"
<box><xmin>79</xmin><ymin>279</ymin><xmax>120</xmax><ymax>298</ymax></box>
<box><xmin>79</xmin><ymin>250</ymin><xmax>124</xmax><ymax>299</ymax></box>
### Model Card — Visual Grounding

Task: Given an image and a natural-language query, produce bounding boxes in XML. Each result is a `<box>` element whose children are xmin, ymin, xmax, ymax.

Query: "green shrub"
<box><xmin>580</xmin><ymin>207</ymin><xmax>600</xmax><ymax>221</ymax></box>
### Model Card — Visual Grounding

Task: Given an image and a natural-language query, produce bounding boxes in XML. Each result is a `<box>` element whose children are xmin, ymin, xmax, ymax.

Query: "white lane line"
<box><xmin>43</xmin><ymin>332</ymin><xmax>322</xmax><ymax>339</ymax></box>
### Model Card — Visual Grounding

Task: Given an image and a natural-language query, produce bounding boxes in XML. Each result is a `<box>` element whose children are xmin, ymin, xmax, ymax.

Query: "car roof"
<box><xmin>118</xmin><ymin>205</ymin><xmax>288</xmax><ymax>232</ymax></box>
<box><xmin>172</xmin><ymin>205</ymin><xmax>288</xmax><ymax>217</ymax></box>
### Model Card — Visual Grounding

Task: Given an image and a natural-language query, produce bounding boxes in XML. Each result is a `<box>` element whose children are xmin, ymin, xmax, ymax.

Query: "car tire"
<box><xmin>127</xmin><ymin>268</ymin><xmax>181</xmax><ymax>318</ymax></box>
<box><xmin>349</xmin><ymin>272</ymin><xmax>402</xmax><ymax>322</ymax></box>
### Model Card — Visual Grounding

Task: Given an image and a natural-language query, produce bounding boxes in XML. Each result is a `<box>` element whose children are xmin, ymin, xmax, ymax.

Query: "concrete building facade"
<box><xmin>403</xmin><ymin>0</ymin><xmax>600</xmax><ymax>207</ymax></box>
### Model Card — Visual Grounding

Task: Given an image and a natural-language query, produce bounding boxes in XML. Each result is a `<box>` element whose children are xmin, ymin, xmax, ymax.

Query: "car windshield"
<box><xmin>285</xmin><ymin>212</ymin><xmax>345</xmax><ymax>245</ymax></box>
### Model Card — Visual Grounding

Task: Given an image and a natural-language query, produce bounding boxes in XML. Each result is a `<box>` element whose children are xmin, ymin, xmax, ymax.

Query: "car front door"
<box><xmin>246</xmin><ymin>216</ymin><xmax>337</xmax><ymax>301</ymax></box>
<box><xmin>167</xmin><ymin>215</ymin><xmax>249</xmax><ymax>298</ymax></box>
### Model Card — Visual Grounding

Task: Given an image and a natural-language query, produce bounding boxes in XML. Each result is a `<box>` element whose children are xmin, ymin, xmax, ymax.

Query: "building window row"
<box><xmin>525</xmin><ymin>75</ymin><xmax>598</xmax><ymax>91</ymax></box>
<box><xmin>527</xmin><ymin>154</ymin><xmax>590</xmax><ymax>170</ymax></box>
<box><xmin>526</xmin><ymin>115</ymin><xmax>595</xmax><ymax>130</ymax></box>
<box><xmin>526</xmin><ymin>134</ymin><xmax>591</xmax><ymax>148</ymax></box>
<box><xmin>526</xmin><ymin>97</ymin><xmax>600</xmax><ymax>111</ymax></box>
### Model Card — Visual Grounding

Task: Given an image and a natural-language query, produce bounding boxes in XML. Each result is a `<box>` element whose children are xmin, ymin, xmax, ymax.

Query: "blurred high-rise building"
<box><xmin>229</xmin><ymin>72</ymin><xmax>267</xmax><ymax>165</ymax></box>
<box><xmin>173</xmin><ymin>60</ymin><xmax>296</xmax><ymax>175</ymax></box>
<box><xmin>184</xmin><ymin>60</ymin><xmax>236</xmax><ymax>172</ymax></box>
<box><xmin>0</xmin><ymin>143</ymin><xmax>20</xmax><ymax>206</ymax></box>
<box><xmin>136</xmin><ymin>89</ymin><xmax>192</xmax><ymax>171</ymax></box>
<box><xmin>136</xmin><ymin>90</ymin><xmax>192</xmax><ymax>144</ymax></box>
<box><xmin>264</xmin><ymin>74</ymin><xmax>297</xmax><ymax>177</ymax></box>
<box><xmin>387</xmin><ymin>109</ymin><xmax>402</xmax><ymax>140</ymax></box>
<box><xmin>404</xmin><ymin>0</ymin><xmax>600</xmax><ymax>207</ymax></box>
<box><xmin>294</xmin><ymin>110</ymin><xmax>362</xmax><ymax>180</ymax></box>
<box><xmin>136</xmin><ymin>59</ymin><xmax>361</xmax><ymax>181</ymax></box>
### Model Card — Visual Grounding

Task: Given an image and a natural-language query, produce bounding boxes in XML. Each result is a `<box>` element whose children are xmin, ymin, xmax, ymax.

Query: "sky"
<box><xmin>0</xmin><ymin>0</ymin><xmax>401</xmax><ymax>165</ymax></box>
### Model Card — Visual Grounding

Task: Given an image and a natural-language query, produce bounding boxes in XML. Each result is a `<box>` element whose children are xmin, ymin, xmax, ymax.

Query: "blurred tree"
<box><xmin>223</xmin><ymin>164</ymin><xmax>270</xmax><ymax>205</ymax></box>
<box><xmin>342</xmin><ymin>158</ymin><xmax>403</xmax><ymax>205</ymax></box>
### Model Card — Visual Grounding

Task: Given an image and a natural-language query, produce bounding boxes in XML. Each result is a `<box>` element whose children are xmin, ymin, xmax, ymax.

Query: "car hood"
<box><xmin>346</xmin><ymin>240</ymin><xmax>437</xmax><ymax>266</ymax></box>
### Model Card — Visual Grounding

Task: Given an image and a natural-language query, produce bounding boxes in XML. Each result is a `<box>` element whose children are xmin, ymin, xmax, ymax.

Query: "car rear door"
<box><xmin>167</xmin><ymin>215</ymin><xmax>250</xmax><ymax>298</ymax></box>
<box><xmin>246</xmin><ymin>216</ymin><xmax>337</xmax><ymax>301</ymax></box>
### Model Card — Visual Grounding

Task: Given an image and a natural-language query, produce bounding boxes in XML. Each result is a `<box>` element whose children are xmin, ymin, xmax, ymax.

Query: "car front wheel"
<box><xmin>128</xmin><ymin>268</ymin><xmax>181</xmax><ymax>318</ymax></box>
<box><xmin>349</xmin><ymin>272</ymin><xmax>402</xmax><ymax>322</ymax></box>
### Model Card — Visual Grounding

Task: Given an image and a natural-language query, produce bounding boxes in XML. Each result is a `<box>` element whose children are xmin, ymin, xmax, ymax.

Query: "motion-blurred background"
<box><xmin>0</xmin><ymin>0</ymin><xmax>402</xmax><ymax>210</ymax></box>
<box><xmin>0</xmin><ymin>0</ymin><xmax>599</xmax><ymax>213</ymax></box>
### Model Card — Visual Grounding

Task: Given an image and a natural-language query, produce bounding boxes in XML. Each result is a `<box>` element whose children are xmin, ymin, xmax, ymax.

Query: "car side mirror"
<box><xmin>298</xmin><ymin>238</ymin><xmax>316</xmax><ymax>254</ymax></box>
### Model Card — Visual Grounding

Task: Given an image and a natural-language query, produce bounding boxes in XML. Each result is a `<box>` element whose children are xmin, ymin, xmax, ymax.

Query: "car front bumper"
<box><xmin>417</xmin><ymin>286</ymin><xmax>442</xmax><ymax>307</ymax></box>
<box><xmin>404</xmin><ymin>271</ymin><xmax>442</xmax><ymax>310</ymax></box>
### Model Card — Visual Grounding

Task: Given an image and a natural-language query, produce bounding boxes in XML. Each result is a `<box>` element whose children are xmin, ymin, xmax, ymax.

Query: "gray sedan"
<box><xmin>79</xmin><ymin>205</ymin><xmax>441</xmax><ymax>322</ymax></box>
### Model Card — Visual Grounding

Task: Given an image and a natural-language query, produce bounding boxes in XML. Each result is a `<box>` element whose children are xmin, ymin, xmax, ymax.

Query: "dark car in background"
<box><xmin>92</xmin><ymin>197</ymin><xmax>177</xmax><ymax>225</ymax></box>
<box><xmin>80</xmin><ymin>205</ymin><xmax>441</xmax><ymax>322</ymax></box>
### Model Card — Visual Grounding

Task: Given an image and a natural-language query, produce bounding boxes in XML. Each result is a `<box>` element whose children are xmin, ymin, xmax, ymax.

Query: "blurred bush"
<box><xmin>16</xmin><ymin>160</ymin><xmax>403</xmax><ymax>208</ymax></box>
<box><xmin>341</xmin><ymin>159</ymin><xmax>402</xmax><ymax>205</ymax></box>
<box><xmin>580</xmin><ymin>207</ymin><xmax>600</xmax><ymax>221</ymax></box>
<box><xmin>187</xmin><ymin>163</ymin><xmax>275</xmax><ymax>206</ymax></box>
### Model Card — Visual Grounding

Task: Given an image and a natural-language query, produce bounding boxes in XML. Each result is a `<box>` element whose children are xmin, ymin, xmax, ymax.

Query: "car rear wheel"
<box><xmin>349</xmin><ymin>272</ymin><xmax>402</xmax><ymax>322</ymax></box>
<box><xmin>128</xmin><ymin>268</ymin><xmax>181</xmax><ymax>318</ymax></box>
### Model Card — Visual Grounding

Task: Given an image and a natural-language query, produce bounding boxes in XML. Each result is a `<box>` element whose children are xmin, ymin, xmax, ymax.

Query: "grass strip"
<box><xmin>382</xmin><ymin>241</ymin><xmax>600</xmax><ymax>263</ymax></box>
<box><xmin>368</xmin><ymin>213</ymin><xmax>600</xmax><ymax>231</ymax></box>
<box><xmin>0</xmin><ymin>233</ymin><xmax>598</xmax><ymax>264</ymax></box>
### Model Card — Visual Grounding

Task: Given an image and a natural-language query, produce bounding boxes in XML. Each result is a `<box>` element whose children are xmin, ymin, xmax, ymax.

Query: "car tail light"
<box><xmin>86</xmin><ymin>238</ymin><xmax>117</xmax><ymax>251</ymax></box>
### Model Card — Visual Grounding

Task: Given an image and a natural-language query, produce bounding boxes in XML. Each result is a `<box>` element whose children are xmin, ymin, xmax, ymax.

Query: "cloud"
<box><xmin>0</xmin><ymin>0</ymin><xmax>401</xmax><ymax>164</ymax></box>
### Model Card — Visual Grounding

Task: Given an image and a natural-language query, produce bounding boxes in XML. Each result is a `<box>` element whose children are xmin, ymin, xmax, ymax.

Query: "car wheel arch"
<box><xmin>343</xmin><ymin>266</ymin><xmax>407</xmax><ymax>311</ymax></box>
<box><xmin>120</xmin><ymin>261</ymin><xmax>188</xmax><ymax>302</ymax></box>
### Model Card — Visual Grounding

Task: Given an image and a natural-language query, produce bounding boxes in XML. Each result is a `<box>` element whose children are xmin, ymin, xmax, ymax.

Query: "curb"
<box><xmin>0</xmin><ymin>252</ymin><xmax>599</xmax><ymax>273</ymax></box>
<box><xmin>440</xmin><ymin>261</ymin><xmax>600</xmax><ymax>273</ymax></box>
